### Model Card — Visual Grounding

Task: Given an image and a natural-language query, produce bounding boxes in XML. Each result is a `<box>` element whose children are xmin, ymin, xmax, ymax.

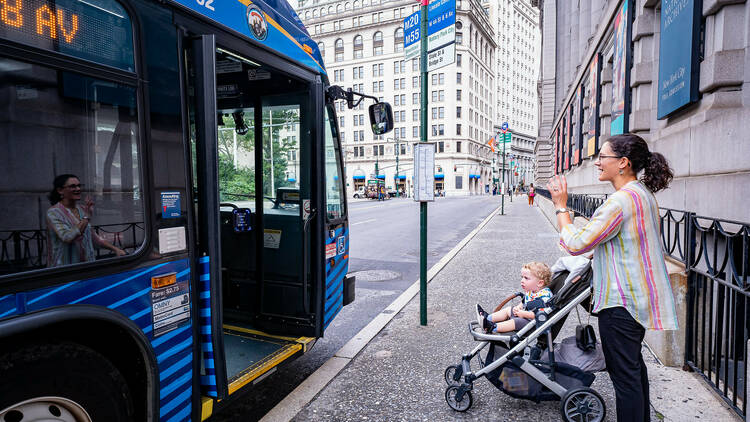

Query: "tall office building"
<box><xmin>486</xmin><ymin>0</ymin><xmax>541</xmax><ymax>188</ymax></box>
<box><xmin>297</xmin><ymin>0</ymin><xmax>497</xmax><ymax>196</ymax></box>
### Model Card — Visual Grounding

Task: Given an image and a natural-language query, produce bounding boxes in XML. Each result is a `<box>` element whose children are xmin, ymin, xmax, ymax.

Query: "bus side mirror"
<box><xmin>368</xmin><ymin>102</ymin><xmax>394</xmax><ymax>135</ymax></box>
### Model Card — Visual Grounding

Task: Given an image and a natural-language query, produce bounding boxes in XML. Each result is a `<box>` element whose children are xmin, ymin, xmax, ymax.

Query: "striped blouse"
<box><xmin>558</xmin><ymin>180</ymin><xmax>678</xmax><ymax>330</ymax></box>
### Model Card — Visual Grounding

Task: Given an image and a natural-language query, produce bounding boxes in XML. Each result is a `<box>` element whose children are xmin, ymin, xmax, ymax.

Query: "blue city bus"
<box><xmin>0</xmin><ymin>0</ymin><xmax>392</xmax><ymax>420</ymax></box>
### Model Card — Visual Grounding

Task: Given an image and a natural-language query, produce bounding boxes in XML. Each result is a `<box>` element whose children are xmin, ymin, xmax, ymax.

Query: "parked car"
<box><xmin>387</xmin><ymin>188</ymin><xmax>398</xmax><ymax>197</ymax></box>
<box><xmin>352</xmin><ymin>187</ymin><xmax>366</xmax><ymax>198</ymax></box>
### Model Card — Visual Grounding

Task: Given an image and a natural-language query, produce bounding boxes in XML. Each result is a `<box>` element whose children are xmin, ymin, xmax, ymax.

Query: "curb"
<box><xmin>259</xmin><ymin>202</ymin><xmax>504</xmax><ymax>422</ymax></box>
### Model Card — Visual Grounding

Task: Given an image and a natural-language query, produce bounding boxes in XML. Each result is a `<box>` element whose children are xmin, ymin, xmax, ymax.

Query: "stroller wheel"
<box><xmin>445</xmin><ymin>385</ymin><xmax>472</xmax><ymax>412</ymax></box>
<box><xmin>560</xmin><ymin>387</ymin><xmax>606</xmax><ymax>422</ymax></box>
<box><xmin>444</xmin><ymin>365</ymin><xmax>461</xmax><ymax>386</ymax></box>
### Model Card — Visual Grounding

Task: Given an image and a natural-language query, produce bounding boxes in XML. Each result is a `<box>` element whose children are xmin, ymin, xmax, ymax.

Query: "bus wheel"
<box><xmin>0</xmin><ymin>342</ymin><xmax>134</xmax><ymax>422</ymax></box>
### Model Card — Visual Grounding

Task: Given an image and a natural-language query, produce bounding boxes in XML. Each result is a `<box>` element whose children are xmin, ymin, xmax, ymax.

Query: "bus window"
<box><xmin>0</xmin><ymin>57</ymin><xmax>144</xmax><ymax>275</ymax></box>
<box><xmin>218</xmin><ymin>111</ymin><xmax>256</xmax><ymax>204</ymax></box>
<box><xmin>324</xmin><ymin>106</ymin><xmax>345</xmax><ymax>220</ymax></box>
<box><xmin>262</xmin><ymin>104</ymin><xmax>300</xmax><ymax>211</ymax></box>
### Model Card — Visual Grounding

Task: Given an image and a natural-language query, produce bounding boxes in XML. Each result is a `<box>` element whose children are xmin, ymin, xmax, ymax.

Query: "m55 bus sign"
<box><xmin>403</xmin><ymin>0</ymin><xmax>456</xmax><ymax>71</ymax></box>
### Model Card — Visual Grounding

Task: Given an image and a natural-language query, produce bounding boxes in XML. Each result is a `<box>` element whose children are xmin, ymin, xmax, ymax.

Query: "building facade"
<box><xmin>535</xmin><ymin>0</ymin><xmax>750</xmax><ymax>222</ymax></box>
<box><xmin>296</xmin><ymin>0</ymin><xmax>498</xmax><ymax>196</ymax></box>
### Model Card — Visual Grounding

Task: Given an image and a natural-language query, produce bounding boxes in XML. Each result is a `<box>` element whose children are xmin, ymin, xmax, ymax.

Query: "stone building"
<box><xmin>535</xmin><ymin>0</ymin><xmax>750</xmax><ymax>222</ymax></box>
<box><xmin>296</xmin><ymin>0</ymin><xmax>497</xmax><ymax>196</ymax></box>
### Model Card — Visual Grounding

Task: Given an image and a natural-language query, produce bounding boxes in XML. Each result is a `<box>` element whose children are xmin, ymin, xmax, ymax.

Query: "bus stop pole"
<box><xmin>419</xmin><ymin>0</ymin><xmax>428</xmax><ymax>326</ymax></box>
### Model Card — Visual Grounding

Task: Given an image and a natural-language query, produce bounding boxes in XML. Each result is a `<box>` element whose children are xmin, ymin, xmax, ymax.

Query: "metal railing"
<box><xmin>0</xmin><ymin>222</ymin><xmax>144</xmax><ymax>274</ymax></box>
<box><xmin>535</xmin><ymin>188</ymin><xmax>749</xmax><ymax>419</ymax></box>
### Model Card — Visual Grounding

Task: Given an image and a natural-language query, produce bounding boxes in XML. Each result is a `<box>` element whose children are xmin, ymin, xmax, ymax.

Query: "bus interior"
<box><xmin>187</xmin><ymin>45</ymin><xmax>320</xmax><ymax>391</ymax></box>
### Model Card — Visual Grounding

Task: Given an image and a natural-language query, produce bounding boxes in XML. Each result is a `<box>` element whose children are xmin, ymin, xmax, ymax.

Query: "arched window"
<box><xmin>373</xmin><ymin>31</ymin><xmax>383</xmax><ymax>56</ymax></box>
<box><xmin>320</xmin><ymin>7</ymin><xmax>325</xmax><ymax>16</ymax></box>
<box><xmin>354</xmin><ymin>0</ymin><xmax>360</xmax><ymax>8</ymax></box>
<box><xmin>313</xmin><ymin>9</ymin><xmax>318</xmax><ymax>17</ymax></box>
<box><xmin>328</xmin><ymin>6</ymin><xmax>333</xmax><ymax>14</ymax></box>
<box><xmin>345</xmin><ymin>2</ymin><xmax>351</xmax><ymax>10</ymax></box>
<box><xmin>353</xmin><ymin>35</ymin><xmax>363</xmax><ymax>59</ymax></box>
<box><xmin>318</xmin><ymin>42</ymin><xmax>325</xmax><ymax>59</ymax></box>
<box><xmin>305</xmin><ymin>11</ymin><xmax>310</xmax><ymax>19</ymax></box>
<box><xmin>335</xmin><ymin>38</ymin><xmax>344</xmax><ymax>62</ymax></box>
<box><xmin>394</xmin><ymin>27</ymin><xmax>403</xmax><ymax>53</ymax></box>
<box><xmin>336</xmin><ymin>4</ymin><xmax>342</xmax><ymax>13</ymax></box>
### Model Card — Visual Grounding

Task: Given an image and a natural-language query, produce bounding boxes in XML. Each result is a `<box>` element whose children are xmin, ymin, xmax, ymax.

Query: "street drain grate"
<box><xmin>350</xmin><ymin>270</ymin><xmax>401</xmax><ymax>282</ymax></box>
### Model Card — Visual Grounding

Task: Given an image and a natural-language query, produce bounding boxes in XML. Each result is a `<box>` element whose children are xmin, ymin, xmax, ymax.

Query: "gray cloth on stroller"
<box><xmin>542</xmin><ymin>336</ymin><xmax>607</xmax><ymax>373</ymax></box>
<box><xmin>484</xmin><ymin>343</ymin><xmax>595</xmax><ymax>403</ymax></box>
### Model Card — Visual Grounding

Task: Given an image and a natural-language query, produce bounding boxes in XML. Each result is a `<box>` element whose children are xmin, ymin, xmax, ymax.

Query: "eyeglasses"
<box><xmin>595</xmin><ymin>154</ymin><xmax>620</xmax><ymax>162</ymax></box>
<box><xmin>64</xmin><ymin>184</ymin><xmax>84</xmax><ymax>189</ymax></box>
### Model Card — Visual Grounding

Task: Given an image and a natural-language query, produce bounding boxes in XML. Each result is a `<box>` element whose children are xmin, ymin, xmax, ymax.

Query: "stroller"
<box><xmin>443</xmin><ymin>259</ymin><xmax>606</xmax><ymax>421</ymax></box>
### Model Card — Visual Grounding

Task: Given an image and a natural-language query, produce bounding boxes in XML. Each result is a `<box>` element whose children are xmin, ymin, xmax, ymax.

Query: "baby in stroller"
<box><xmin>476</xmin><ymin>262</ymin><xmax>553</xmax><ymax>333</ymax></box>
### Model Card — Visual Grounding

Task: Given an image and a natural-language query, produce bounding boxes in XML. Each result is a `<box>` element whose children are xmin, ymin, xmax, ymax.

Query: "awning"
<box><xmin>352</xmin><ymin>175</ymin><xmax>366</xmax><ymax>180</ymax></box>
<box><xmin>376</xmin><ymin>174</ymin><xmax>385</xmax><ymax>179</ymax></box>
<box><xmin>434</xmin><ymin>174</ymin><xmax>444</xmax><ymax>179</ymax></box>
<box><xmin>394</xmin><ymin>175</ymin><xmax>406</xmax><ymax>180</ymax></box>
<box><xmin>287</xmin><ymin>178</ymin><xmax>297</xmax><ymax>182</ymax></box>
<box><xmin>469</xmin><ymin>174</ymin><xmax>479</xmax><ymax>179</ymax></box>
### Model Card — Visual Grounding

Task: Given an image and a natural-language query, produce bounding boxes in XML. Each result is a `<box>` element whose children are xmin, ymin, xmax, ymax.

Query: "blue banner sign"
<box><xmin>403</xmin><ymin>11</ymin><xmax>421</xmax><ymax>59</ymax></box>
<box><xmin>657</xmin><ymin>0</ymin><xmax>701</xmax><ymax>119</ymax></box>
<box><xmin>428</xmin><ymin>0</ymin><xmax>456</xmax><ymax>35</ymax></box>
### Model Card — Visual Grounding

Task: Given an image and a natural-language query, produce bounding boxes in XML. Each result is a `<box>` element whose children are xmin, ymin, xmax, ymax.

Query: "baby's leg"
<box><xmin>494</xmin><ymin>320</ymin><xmax>517</xmax><ymax>333</ymax></box>
<box><xmin>489</xmin><ymin>307</ymin><xmax>512</xmax><ymax>323</ymax></box>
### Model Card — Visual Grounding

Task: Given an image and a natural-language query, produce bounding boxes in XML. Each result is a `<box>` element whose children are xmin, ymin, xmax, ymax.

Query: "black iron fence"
<box><xmin>0</xmin><ymin>222</ymin><xmax>144</xmax><ymax>274</ymax></box>
<box><xmin>535</xmin><ymin>188</ymin><xmax>749</xmax><ymax>419</ymax></box>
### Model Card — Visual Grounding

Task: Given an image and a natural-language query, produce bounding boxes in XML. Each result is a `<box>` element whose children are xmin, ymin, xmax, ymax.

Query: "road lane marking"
<box><xmin>260</xmin><ymin>201</ymin><xmax>503</xmax><ymax>422</ymax></box>
<box><xmin>351</xmin><ymin>218</ymin><xmax>377</xmax><ymax>226</ymax></box>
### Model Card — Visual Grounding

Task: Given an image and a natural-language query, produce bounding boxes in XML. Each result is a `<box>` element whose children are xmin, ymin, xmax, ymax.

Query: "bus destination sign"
<box><xmin>0</xmin><ymin>0</ymin><xmax>134</xmax><ymax>71</ymax></box>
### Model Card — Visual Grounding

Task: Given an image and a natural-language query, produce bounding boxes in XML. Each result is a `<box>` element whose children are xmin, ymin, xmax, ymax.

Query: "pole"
<box><xmin>396</xmin><ymin>143</ymin><xmax>400</xmax><ymax>197</ymax></box>
<box><xmin>501</xmin><ymin>131</ymin><xmax>506</xmax><ymax>215</ymax></box>
<box><xmin>269</xmin><ymin>109</ymin><xmax>275</xmax><ymax>194</ymax></box>
<box><xmin>419</xmin><ymin>0</ymin><xmax>428</xmax><ymax>326</ymax></box>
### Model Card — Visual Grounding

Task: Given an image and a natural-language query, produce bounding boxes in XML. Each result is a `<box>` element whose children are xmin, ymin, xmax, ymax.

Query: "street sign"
<box><xmin>414</xmin><ymin>142</ymin><xmax>435</xmax><ymax>202</ymax></box>
<box><xmin>427</xmin><ymin>0</ymin><xmax>455</xmax><ymax>50</ymax></box>
<box><xmin>501</xmin><ymin>122</ymin><xmax>509</xmax><ymax>131</ymax></box>
<box><xmin>427</xmin><ymin>43</ymin><xmax>454</xmax><ymax>72</ymax></box>
<box><xmin>403</xmin><ymin>11</ymin><xmax>421</xmax><ymax>60</ymax></box>
<box><xmin>403</xmin><ymin>0</ymin><xmax>455</xmax><ymax>68</ymax></box>
<box><xmin>502</xmin><ymin>132</ymin><xmax>511</xmax><ymax>144</ymax></box>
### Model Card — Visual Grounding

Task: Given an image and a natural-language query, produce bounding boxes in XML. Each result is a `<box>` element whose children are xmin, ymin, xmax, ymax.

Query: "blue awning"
<box><xmin>394</xmin><ymin>175</ymin><xmax>406</xmax><ymax>180</ymax></box>
<box><xmin>352</xmin><ymin>175</ymin><xmax>366</xmax><ymax>180</ymax></box>
<box><xmin>287</xmin><ymin>178</ymin><xmax>296</xmax><ymax>182</ymax></box>
<box><xmin>434</xmin><ymin>174</ymin><xmax>444</xmax><ymax>179</ymax></box>
<box><xmin>376</xmin><ymin>174</ymin><xmax>385</xmax><ymax>179</ymax></box>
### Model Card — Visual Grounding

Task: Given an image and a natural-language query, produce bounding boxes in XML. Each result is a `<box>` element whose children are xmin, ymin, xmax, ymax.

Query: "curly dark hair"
<box><xmin>48</xmin><ymin>174</ymin><xmax>78</xmax><ymax>205</ymax></box>
<box><xmin>606</xmin><ymin>134</ymin><xmax>673</xmax><ymax>192</ymax></box>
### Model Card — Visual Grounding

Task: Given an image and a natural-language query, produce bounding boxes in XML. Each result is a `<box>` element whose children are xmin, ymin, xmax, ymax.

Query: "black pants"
<box><xmin>598</xmin><ymin>306</ymin><xmax>650</xmax><ymax>422</ymax></box>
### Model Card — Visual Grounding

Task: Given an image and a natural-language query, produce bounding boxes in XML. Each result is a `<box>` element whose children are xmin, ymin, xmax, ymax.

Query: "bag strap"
<box><xmin>575</xmin><ymin>303</ymin><xmax>583</xmax><ymax>325</ymax></box>
<box><xmin>586</xmin><ymin>286</ymin><xmax>593</xmax><ymax>325</ymax></box>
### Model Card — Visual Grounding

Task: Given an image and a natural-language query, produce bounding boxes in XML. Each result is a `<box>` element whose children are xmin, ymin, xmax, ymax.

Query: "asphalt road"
<box><xmin>211</xmin><ymin>194</ymin><xmax>504</xmax><ymax>421</ymax></box>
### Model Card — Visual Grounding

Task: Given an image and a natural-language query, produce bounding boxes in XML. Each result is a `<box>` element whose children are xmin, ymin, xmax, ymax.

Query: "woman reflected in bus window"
<box><xmin>46</xmin><ymin>174</ymin><xmax>126</xmax><ymax>267</ymax></box>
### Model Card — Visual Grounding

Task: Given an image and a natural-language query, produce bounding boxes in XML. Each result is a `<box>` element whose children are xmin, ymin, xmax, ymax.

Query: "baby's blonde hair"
<box><xmin>522</xmin><ymin>262</ymin><xmax>552</xmax><ymax>286</ymax></box>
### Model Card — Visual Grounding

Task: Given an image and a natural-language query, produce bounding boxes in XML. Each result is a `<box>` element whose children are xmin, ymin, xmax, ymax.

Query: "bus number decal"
<box><xmin>195</xmin><ymin>0</ymin><xmax>214</xmax><ymax>12</ymax></box>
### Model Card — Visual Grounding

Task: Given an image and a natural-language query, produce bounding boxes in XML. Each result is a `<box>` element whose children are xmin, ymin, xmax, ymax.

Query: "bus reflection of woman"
<box><xmin>46</xmin><ymin>174</ymin><xmax>126</xmax><ymax>267</ymax></box>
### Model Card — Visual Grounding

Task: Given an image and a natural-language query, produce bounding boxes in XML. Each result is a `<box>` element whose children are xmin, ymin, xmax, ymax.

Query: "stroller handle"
<box><xmin>492</xmin><ymin>292</ymin><xmax>524</xmax><ymax>313</ymax></box>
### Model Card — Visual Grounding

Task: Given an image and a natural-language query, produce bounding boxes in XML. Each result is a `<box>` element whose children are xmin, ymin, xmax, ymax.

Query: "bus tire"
<box><xmin>0</xmin><ymin>342</ymin><xmax>135</xmax><ymax>422</ymax></box>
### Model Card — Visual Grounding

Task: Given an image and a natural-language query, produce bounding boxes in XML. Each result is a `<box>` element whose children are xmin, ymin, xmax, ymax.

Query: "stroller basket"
<box><xmin>484</xmin><ymin>343</ymin><xmax>594</xmax><ymax>403</ymax></box>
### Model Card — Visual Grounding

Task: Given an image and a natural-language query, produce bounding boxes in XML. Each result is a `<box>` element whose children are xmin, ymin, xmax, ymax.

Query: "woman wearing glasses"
<box><xmin>46</xmin><ymin>174</ymin><xmax>126</xmax><ymax>267</ymax></box>
<box><xmin>548</xmin><ymin>134</ymin><xmax>677</xmax><ymax>421</ymax></box>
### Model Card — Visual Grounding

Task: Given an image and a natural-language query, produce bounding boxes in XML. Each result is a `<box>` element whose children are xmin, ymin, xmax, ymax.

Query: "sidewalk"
<box><xmin>276</xmin><ymin>200</ymin><xmax>741</xmax><ymax>421</ymax></box>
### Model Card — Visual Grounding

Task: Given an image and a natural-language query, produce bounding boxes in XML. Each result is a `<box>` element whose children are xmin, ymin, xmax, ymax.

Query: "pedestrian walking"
<box><xmin>528</xmin><ymin>183</ymin><xmax>535</xmax><ymax>206</ymax></box>
<box><xmin>547</xmin><ymin>133</ymin><xmax>677</xmax><ymax>422</ymax></box>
